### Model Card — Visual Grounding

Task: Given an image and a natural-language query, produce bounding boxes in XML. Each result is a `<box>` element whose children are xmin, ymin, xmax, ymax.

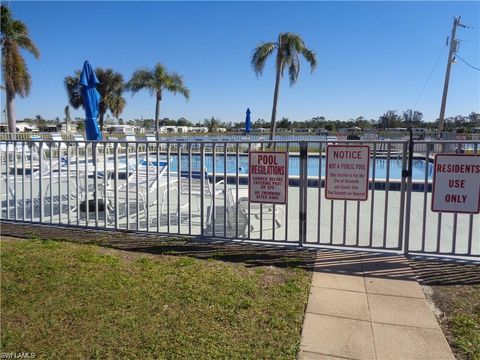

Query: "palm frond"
<box><xmin>1</xmin><ymin>6</ymin><xmax>40</xmax><ymax>98</ymax></box>
<box><xmin>153</xmin><ymin>63</ymin><xmax>167</xmax><ymax>80</ymax></box>
<box><xmin>3</xmin><ymin>41</ymin><xmax>31</xmax><ymax>97</ymax></box>
<box><xmin>126</xmin><ymin>68</ymin><xmax>155</xmax><ymax>95</ymax></box>
<box><xmin>251</xmin><ymin>42</ymin><xmax>277</xmax><ymax>76</ymax></box>
<box><xmin>301</xmin><ymin>47</ymin><xmax>318</xmax><ymax>72</ymax></box>
<box><xmin>283</xmin><ymin>33</ymin><xmax>305</xmax><ymax>53</ymax></box>
<box><xmin>164</xmin><ymin>72</ymin><xmax>190</xmax><ymax>100</ymax></box>
<box><xmin>109</xmin><ymin>96</ymin><xmax>126</xmax><ymax>119</ymax></box>
<box><xmin>96</xmin><ymin>68</ymin><xmax>126</xmax><ymax>119</ymax></box>
<box><xmin>287</xmin><ymin>52</ymin><xmax>300</xmax><ymax>86</ymax></box>
<box><xmin>277</xmin><ymin>32</ymin><xmax>317</xmax><ymax>80</ymax></box>
<box><xmin>11</xmin><ymin>20</ymin><xmax>40</xmax><ymax>58</ymax></box>
<box><xmin>63</xmin><ymin>71</ymin><xmax>83</xmax><ymax>109</ymax></box>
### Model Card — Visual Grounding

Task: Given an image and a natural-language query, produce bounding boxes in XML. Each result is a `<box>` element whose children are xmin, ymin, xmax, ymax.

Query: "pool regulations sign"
<box><xmin>432</xmin><ymin>154</ymin><xmax>480</xmax><ymax>213</ymax></box>
<box><xmin>325</xmin><ymin>145</ymin><xmax>370</xmax><ymax>201</ymax></box>
<box><xmin>249</xmin><ymin>151</ymin><xmax>288</xmax><ymax>204</ymax></box>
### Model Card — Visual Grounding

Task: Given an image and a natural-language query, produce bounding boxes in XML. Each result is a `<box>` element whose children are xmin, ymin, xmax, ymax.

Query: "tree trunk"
<box><xmin>269</xmin><ymin>60</ymin><xmax>282</xmax><ymax>143</ymax></box>
<box><xmin>99</xmin><ymin>112</ymin><xmax>104</xmax><ymax>132</ymax></box>
<box><xmin>6</xmin><ymin>90</ymin><xmax>16</xmax><ymax>134</ymax></box>
<box><xmin>155</xmin><ymin>90</ymin><xmax>162</xmax><ymax>139</ymax></box>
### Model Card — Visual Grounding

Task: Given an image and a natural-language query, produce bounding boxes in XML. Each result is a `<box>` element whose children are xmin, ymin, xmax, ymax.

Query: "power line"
<box><xmin>412</xmin><ymin>45</ymin><xmax>446</xmax><ymax>111</ymax></box>
<box><xmin>455</xmin><ymin>54</ymin><xmax>480</xmax><ymax>71</ymax></box>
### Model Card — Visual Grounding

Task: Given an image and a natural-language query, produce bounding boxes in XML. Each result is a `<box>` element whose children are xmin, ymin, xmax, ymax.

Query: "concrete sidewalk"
<box><xmin>299</xmin><ymin>251</ymin><xmax>454</xmax><ymax>360</ymax></box>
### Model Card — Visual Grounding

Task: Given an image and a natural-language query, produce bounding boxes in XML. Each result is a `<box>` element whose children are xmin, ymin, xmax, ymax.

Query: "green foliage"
<box><xmin>451</xmin><ymin>314</ymin><xmax>480</xmax><ymax>359</ymax></box>
<box><xmin>204</xmin><ymin>116</ymin><xmax>222</xmax><ymax>131</ymax></box>
<box><xmin>253</xmin><ymin>118</ymin><xmax>268</xmax><ymax>128</ymax></box>
<box><xmin>251</xmin><ymin>32</ymin><xmax>317</xmax><ymax>139</ymax></box>
<box><xmin>64</xmin><ymin>68</ymin><xmax>126</xmax><ymax>131</ymax></box>
<box><xmin>277</xmin><ymin>117</ymin><xmax>292</xmax><ymax>129</ymax></box>
<box><xmin>1</xmin><ymin>5</ymin><xmax>40</xmax><ymax>131</ymax></box>
<box><xmin>126</xmin><ymin>63</ymin><xmax>190</xmax><ymax>131</ymax></box>
<box><xmin>1</xmin><ymin>5</ymin><xmax>40</xmax><ymax>97</ymax></box>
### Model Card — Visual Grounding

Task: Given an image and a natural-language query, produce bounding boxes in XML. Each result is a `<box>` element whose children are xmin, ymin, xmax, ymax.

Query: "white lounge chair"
<box><xmin>105</xmin><ymin>158</ymin><xmax>171</xmax><ymax>224</ymax></box>
<box><xmin>226</xmin><ymin>187</ymin><xmax>284</xmax><ymax>233</ymax></box>
<box><xmin>178</xmin><ymin>168</ymin><xmax>224</xmax><ymax>224</ymax></box>
<box><xmin>51</xmin><ymin>133</ymin><xmax>67</xmax><ymax>151</ymax></box>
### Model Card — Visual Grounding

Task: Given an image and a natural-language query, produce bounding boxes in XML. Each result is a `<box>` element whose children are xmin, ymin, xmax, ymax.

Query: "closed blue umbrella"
<box><xmin>79</xmin><ymin>60</ymin><xmax>102</xmax><ymax>140</ymax></box>
<box><xmin>245</xmin><ymin>108</ymin><xmax>252</xmax><ymax>134</ymax></box>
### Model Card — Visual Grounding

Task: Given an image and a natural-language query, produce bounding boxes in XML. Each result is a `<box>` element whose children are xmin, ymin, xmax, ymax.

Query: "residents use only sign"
<box><xmin>249</xmin><ymin>151</ymin><xmax>288</xmax><ymax>204</ymax></box>
<box><xmin>432</xmin><ymin>154</ymin><xmax>480</xmax><ymax>213</ymax></box>
<box><xmin>325</xmin><ymin>145</ymin><xmax>370</xmax><ymax>201</ymax></box>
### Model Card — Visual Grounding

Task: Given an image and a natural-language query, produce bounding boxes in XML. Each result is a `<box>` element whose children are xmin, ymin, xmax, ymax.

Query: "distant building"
<box><xmin>105</xmin><ymin>124</ymin><xmax>137</xmax><ymax>134</ymax></box>
<box><xmin>59</xmin><ymin>123</ymin><xmax>77</xmax><ymax>133</ymax></box>
<box><xmin>15</xmin><ymin>122</ymin><xmax>38</xmax><ymax>132</ymax></box>
<box><xmin>40</xmin><ymin>124</ymin><xmax>61</xmax><ymax>132</ymax></box>
<box><xmin>295</xmin><ymin>128</ymin><xmax>313</xmax><ymax>133</ymax></box>
<box><xmin>191</xmin><ymin>127</ymin><xmax>208</xmax><ymax>133</ymax></box>
<box><xmin>159</xmin><ymin>126</ymin><xmax>210</xmax><ymax>133</ymax></box>
<box><xmin>251</xmin><ymin>128</ymin><xmax>269</xmax><ymax>133</ymax></box>
<box><xmin>315</xmin><ymin>128</ymin><xmax>328</xmax><ymax>135</ymax></box>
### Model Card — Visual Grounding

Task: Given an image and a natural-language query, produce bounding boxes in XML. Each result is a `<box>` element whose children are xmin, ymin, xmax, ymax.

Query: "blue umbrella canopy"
<box><xmin>245</xmin><ymin>108</ymin><xmax>252</xmax><ymax>134</ymax></box>
<box><xmin>79</xmin><ymin>60</ymin><xmax>102</xmax><ymax>140</ymax></box>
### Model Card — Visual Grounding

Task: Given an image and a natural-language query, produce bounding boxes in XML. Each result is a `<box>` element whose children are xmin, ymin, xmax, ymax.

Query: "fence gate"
<box><xmin>402</xmin><ymin>140</ymin><xmax>479</xmax><ymax>259</ymax></box>
<box><xmin>296</xmin><ymin>140</ymin><xmax>408</xmax><ymax>252</ymax></box>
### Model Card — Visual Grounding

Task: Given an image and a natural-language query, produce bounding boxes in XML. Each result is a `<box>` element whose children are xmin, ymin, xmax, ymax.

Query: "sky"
<box><xmin>1</xmin><ymin>1</ymin><xmax>479</xmax><ymax>124</ymax></box>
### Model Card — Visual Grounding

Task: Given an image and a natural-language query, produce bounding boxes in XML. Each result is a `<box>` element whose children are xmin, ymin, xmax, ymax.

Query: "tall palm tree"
<box><xmin>126</xmin><ymin>63</ymin><xmax>190</xmax><ymax>135</ymax></box>
<box><xmin>1</xmin><ymin>5</ymin><xmax>40</xmax><ymax>133</ymax></box>
<box><xmin>64</xmin><ymin>105</ymin><xmax>70</xmax><ymax>131</ymax></box>
<box><xmin>251</xmin><ymin>32</ymin><xmax>317</xmax><ymax>140</ymax></box>
<box><xmin>64</xmin><ymin>67</ymin><xmax>126</xmax><ymax>131</ymax></box>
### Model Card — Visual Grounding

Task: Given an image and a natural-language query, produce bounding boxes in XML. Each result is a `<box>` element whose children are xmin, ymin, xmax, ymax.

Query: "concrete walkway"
<box><xmin>299</xmin><ymin>251</ymin><xmax>455</xmax><ymax>360</ymax></box>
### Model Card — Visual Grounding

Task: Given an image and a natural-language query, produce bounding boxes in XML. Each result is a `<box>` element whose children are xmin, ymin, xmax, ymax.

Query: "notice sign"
<box><xmin>432</xmin><ymin>154</ymin><xmax>480</xmax><ymax>213</ymax></box>
<box><xmin>325</xmin><ymin>145</ymin><xmax>370</xmax><ymax>201</ymax></box>
<box><xmin>249</xmin><ymin>151</ymin><xmax>288</xmax><ymax>204</ymax></box>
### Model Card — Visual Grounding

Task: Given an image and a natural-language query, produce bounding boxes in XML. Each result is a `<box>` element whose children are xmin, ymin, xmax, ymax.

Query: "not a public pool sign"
<box><xmin>432</xmin><ymin>154</ymin><xmax>480</xmax><ymax>213</ymax></box>
<box><xmin>325</xmin><ymin>145</ymin><xmax>370</xmax><ymax>201</ymax></box>
<box><xmin>249</xmin><ymin>151</ymin><xmax>288</xmax><ymax>204</ymax></box>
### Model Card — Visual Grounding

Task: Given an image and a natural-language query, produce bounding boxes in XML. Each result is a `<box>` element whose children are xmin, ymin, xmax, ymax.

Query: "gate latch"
<box><xmin>402</xmin><ymin>169</ymin><xmax>410</xmax><ymax>178</ymax></box>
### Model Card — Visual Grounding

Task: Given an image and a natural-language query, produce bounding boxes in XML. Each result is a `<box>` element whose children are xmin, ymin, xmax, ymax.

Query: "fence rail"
<box><xmin>1</xmin><ymin>138</ymin><xmax>478</xmax><ymax>260</ymax></box>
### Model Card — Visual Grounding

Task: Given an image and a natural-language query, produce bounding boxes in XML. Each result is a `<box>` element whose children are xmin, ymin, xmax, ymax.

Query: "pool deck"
<box><xmin>1</xmin><ymin>179</ymin><xmax>478</xmax><ymax>256</ymax></box>
<box><xmin>298</xmin><ymin>250</ymin><xmax>455</xmax><ymax>360</ymax></box>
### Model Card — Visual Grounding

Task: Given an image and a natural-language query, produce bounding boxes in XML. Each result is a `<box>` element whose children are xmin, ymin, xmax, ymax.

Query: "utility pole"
<box><xmin>438</xmin><ymin>16</ymin><xmax>466</xmax><ymax>133</ymax></box>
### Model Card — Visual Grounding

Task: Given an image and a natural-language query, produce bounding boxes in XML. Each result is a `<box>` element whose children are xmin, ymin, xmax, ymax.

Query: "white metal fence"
<box><xmin>1</xmin><ymin>138</ymin><xmax>478</xmax><ymax>260</ymax></box>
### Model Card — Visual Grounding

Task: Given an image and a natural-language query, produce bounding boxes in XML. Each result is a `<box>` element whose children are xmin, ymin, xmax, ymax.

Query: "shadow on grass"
<box><xmin>408</xmin><ymin>258</ymin><xmax>480</xmax><ymax>286</ymax></box>
<box><xmin>2</xmin><ymin>222</ymin><xmax>478</xmax><ymax>281</ymax></box>
<box><xmin>0</xmin><ymin>221</ymin><xmax>315</xmax><ymax>270</ymax></box>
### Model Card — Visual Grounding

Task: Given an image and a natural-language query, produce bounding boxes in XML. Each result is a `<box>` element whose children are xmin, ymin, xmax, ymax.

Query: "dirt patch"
<box><xmin>410</xmin><ymin>258</ymin><xmax>480</xmax><ymax>360</ymax></box>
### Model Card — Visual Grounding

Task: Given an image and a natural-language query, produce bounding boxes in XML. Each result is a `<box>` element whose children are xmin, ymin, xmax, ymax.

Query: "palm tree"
<box><xmin>126</xmin><ymin>63</ymin><xmax>190</xmax><ymax>135</ymax></box>
<box><xmin>64</xmin><ymin>105</ymin><xmax>70</xmax><ymax>131</ymax></box>
<box><xmin>64</xmin><ymin>67</ymin><xmax>126</xmax><ymax>131</ymax></box>
<box><xmin>1</xmin><ymin>5</ymin><xmax>40</xmax><ymax>133</ymax></box>
<box><xmin>251</xmin><ymin>32</ymin><xmax>317</xmax><ymax>140</ymax></box>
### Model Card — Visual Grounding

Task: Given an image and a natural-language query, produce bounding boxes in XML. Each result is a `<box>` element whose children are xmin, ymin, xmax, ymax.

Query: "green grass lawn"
<box><xmin>1</xmin><ymin>238</ymin><xmax>311</xmax><ymax>359</ymax></box>
<box><xmin>442</xmin><ymin>286</ymin><xmax>480</xmax><ymax>360</ymax></box>
<box><xmin>412</xmin><ymin>259</ymin><xmax>480</xmax><ymax>360</ymax></box>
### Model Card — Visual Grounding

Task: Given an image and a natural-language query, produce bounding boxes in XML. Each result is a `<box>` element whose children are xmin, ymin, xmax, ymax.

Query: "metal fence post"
<box><xmin>299</xmin><ymin>142</ymin><xmax>308</xmax><ymax>247</ymax></box>
<box><xmin>403</xmin><ymin>128</ymin><xmax>414</xmax><ymax>255</ymax></box>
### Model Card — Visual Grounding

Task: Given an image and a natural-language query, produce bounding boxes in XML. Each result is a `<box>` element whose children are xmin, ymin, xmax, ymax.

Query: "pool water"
<box><xmin>151</xmin><ymin>154</ymin><xmax>433</xmax><ymax>180</ymax></box>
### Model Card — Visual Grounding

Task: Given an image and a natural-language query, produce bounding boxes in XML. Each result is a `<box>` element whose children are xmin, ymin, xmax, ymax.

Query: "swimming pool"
<box><xmin>142</xmin><ymin>154</ymin><xmax>433</xmax><ymax>180</ymax></box>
